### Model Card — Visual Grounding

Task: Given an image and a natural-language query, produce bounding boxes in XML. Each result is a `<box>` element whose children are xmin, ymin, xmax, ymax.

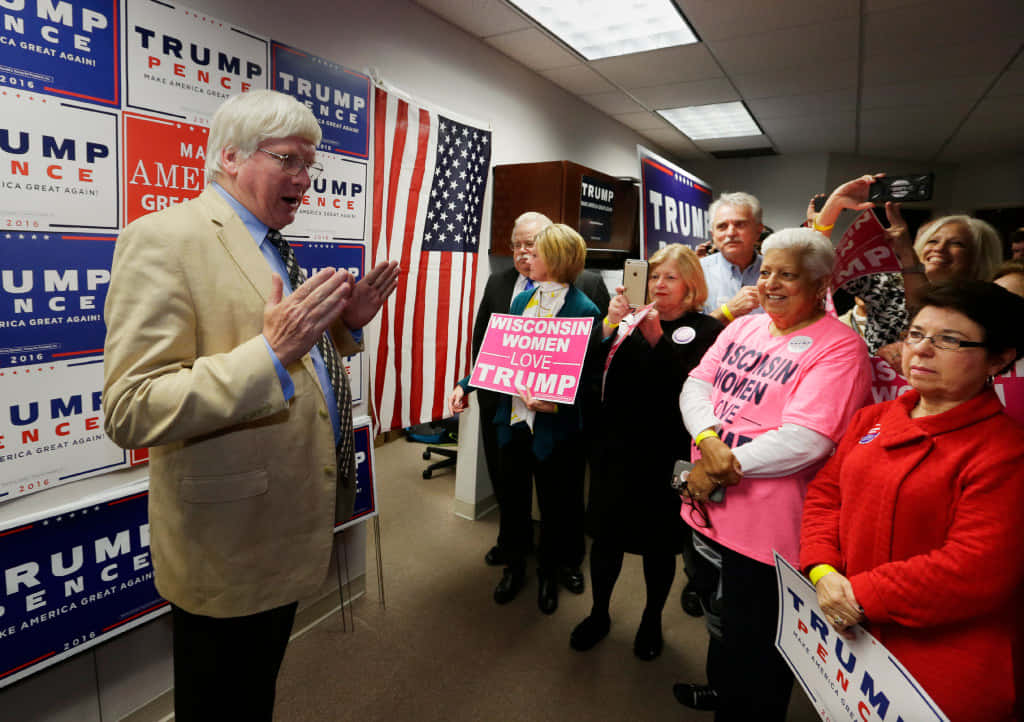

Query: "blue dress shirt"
<box><xmin>211</xmin><ymin>183</ymin><xmax>341</xmax><ymax>444</ymax></box>
<box><xmin>700</xmin><ymin>251</ymin><xmax>764</xmax><ymax>315</ymax></box>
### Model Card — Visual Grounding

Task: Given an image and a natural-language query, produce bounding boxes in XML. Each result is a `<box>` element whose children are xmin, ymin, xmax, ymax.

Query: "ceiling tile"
<box><xmin>859</xmin><ymin>105</ymin><xmax>962</xmax><ymax>137</ymax></box>
<box><xmin>707</xmin><ymin>19</ymin><xmax>858</xmax><ymax>76</ymax></box>
<box><xmin>680</xmin><ymin>0</ymin><xmax>856</xmax><ymax>42</ymax></box>
<box><xmin>613</xmin><ymin>112</ymin><xmax>672</xmax><ymax>132</ymax></box>
<box><xmin>863</xmin><ymin>0</ymin><xmax>1024</xmax><ymax>55</ymax></box>
<box><xmin>539</xmin><ymin>65</ymin><xmax>615</xmax><ymax>95</ymax></box>
<box><xmin>694</xmin><ymin>134</ymin><xmax>772</xmax><ymax>152</ymax></box>
<box><xmin>990</xmin><ymin>67</ymin><xmax>1024</xmax><ymax>98</ymax></box>
<box><xmin>414</xmin><ymin>0</ymin><xmax>532</xmax><ymax>37</ymax></box>
<box><xmin>638</xmin><ymin>128</ymin><xmax>706</xmax><ymax>158</ymax></box>
<box><xmin>759</xmin><ymin>112</ymin><xmax>856</xmax><ymax>137</ymax></box>
<box><xmin>862</xmin><ymin>39</ymin><xmax>1018</xmax><ymax>85</ymax></box>
<box><xmin>485</xmin><ymin>28</ymin><xmax>580</xmax><ymax>71</ymax></box>
<box><xmin>631</xmin><ymin>78</ymin><xmax>739</xmax><ymax>110</ymax></box>
<box><xmin>861</xmin><ymin>75</ymin><xmax>991</xmax><ymax>109</ymax></box>
<box><xmin>747</xmin><ymin>89</ymin><xmax>856</xmax><ymax>120</ymax></box>
<box><xmin>731</xmin><ymin>61</ymin><xmax>858</xmax><ymax>99</ymax></box>
<box><xmin>580</xmin><ymin>90</ymin><xmax>645</xmax><ymax>115</ymax></box>
<box><xmin>589</xmin><ymin>44</ymin><xmax>722</xmax><ymax>89</ymax></box>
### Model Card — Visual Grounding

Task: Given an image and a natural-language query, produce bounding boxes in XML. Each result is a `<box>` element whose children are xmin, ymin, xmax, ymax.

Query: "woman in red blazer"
<box><xmin>801</xmin><ymin>281</ymin><xmax>1024</xmax><ymax>721</ymax></box>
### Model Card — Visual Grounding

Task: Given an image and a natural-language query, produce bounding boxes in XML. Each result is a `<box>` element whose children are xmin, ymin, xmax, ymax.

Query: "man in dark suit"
<box><xmin>470</xmin><ymin>211</ymin><xmax>609</xmax><ymax>604</ymax></box>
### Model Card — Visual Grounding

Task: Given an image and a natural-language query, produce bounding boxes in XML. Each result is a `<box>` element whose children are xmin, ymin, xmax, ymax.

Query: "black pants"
<box><xmin>171</xmin><ymin>601</ymin><xmax>298</xmax><ymax>722</ymax></box>
<box><xmin>478</xmin><ymin>399</ymin><xmax>518</xmax><ymax>554</ymax></box>
<box><xmin>497</xmin><ymin>424</ymin><xmax>585</xmax><ymax>573</ymax></box>
<box><xmin>696</xmin><ymin>534</ymin><xmax>794</xmax><ymax>722</ymax></box>
<box><xmin>588</xmin><ymin>537</ymin><xmax>676</xmax><ymax>623</ymax></box>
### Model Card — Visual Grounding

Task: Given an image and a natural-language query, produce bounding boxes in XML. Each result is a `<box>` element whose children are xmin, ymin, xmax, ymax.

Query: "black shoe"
<box><xmin>633</xmin><ymin>616</ymin><xmax>663</xmax><ymax>661</ymax></box>
<box><xmin>484</xmin><ymin>545</ymin><xmax>506</xmax><ymax>566</ymax></box>
<box><xmin>570</xmin><ymin>614</ymin><xmax>610</xmax><ymax>651</ymax></box>
<box><xmin>537</xmin><ymin>572</ymin><xmax>559</xmax><ymax>615</ymax></box>
<box><xmin>672</xmin><ymin>683</ymin><xmax>719</xmax><ymax>711</ymax></box>
<box><xmin>558</xmin><ymin>565</ymin><xmax>585</xmax><ymax>594</ymax></box>
<box><xmin>680</xmin><ymin>581</ymin><xmax>704</xmax><ymax>617</ymax></box>
<box><xmin>493</xmin><ymin>567</ymin><xmax>525</xmax><ymax>604</ymax></box>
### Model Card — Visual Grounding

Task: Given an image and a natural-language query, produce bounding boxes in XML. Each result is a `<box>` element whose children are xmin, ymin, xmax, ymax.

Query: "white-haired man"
<box><xmin>103</xmin><ymin>90</ymin><xmax>399</xmax><ymax>721</ymax></box>
<box><xmin>701</xmin><ymin>192</ymin><xmax>765</xmax><ymax>325</ymax></box>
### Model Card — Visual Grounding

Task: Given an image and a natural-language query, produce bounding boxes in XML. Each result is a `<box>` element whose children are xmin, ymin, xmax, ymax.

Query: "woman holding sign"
<box><xmin>449</xmin><ymin>223</ymin><xmax>602</xmax><ymax>615</ymax></box>
<box><xmin>570</xmin><ymin>244</ymin><xmax>721</xmax><ymax>660</ymax></box>
<box><xmin>801</xmin><ymin>281</ymin><xmax>1024</xmax><ymax>722</ymax></box>
<box><xmin>673</xmin><ymin>228</ymin><xmax>872</xmax><ymax>719</ymax></box>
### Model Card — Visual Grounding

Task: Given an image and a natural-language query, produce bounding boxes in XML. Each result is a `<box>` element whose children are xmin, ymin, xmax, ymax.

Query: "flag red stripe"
<box><xmin>388</xmin><ymin>107</ymin><xmax>433</xmax><ymax>429</ymax></box>
<box><xmin>371</xmin><ymin>87</ymin><xmax>388</xmax><ymax>261</ymax></box>
<box><xmin>431</xmin><ymin>254</ymin><xmax>454</xmax><ymax>421</ymax></box>
<box><xmin>409</xmin><ymin>252</ymin><xmax>432</xmax><ymax>423</ymax></box>
<box><xmin>371</xmin><ymin>89</ymin><xmax>393</xmax><ymax>424</ymax></box>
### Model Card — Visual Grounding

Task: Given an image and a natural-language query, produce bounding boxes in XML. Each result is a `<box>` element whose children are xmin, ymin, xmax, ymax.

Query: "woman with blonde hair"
<box><xmin>571</xmin><ymin>244</ymin><xmax>722</xmax><ymax>660</ymax></box>
<box><xmin>450</xmin><ymin>224</ymin><xmax>602</xmax><ymax>614</ymax></box>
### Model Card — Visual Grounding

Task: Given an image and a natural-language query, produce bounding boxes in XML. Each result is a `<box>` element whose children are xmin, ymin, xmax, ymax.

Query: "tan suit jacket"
<box><xmin>103</xmin><ymin>188</ymin><xmax>360</xmax><ymax>617</ymax></box>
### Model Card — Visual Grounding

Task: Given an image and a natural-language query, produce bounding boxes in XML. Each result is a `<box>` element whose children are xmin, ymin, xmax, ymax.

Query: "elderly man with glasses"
<box><xmin>103</xmin><ymin>90</ymin><xmax>399</xmax><ymax>722</ymax></box>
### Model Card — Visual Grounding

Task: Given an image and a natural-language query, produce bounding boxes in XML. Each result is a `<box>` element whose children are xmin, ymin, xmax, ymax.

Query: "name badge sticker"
<box><xmin>673</xmin><ymin>326</ymin><xmax>696</xmax><ymax>344</ymax></box>
<box><xmin>787</xmin><ymin>335</ymin><xmax>813</xmax><ymax>354</ymax></box>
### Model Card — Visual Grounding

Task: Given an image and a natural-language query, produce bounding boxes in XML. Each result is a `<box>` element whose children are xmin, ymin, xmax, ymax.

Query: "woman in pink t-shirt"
<box><xmin>671</xmin><ymin>228</ymin><xmax>872</xmax><ymax>720</ymax></box>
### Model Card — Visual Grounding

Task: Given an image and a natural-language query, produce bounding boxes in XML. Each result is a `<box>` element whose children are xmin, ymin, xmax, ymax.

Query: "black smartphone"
<box><xmin>812</xmin><ymin>194</ymin><xmax>826</xmax><ymax>212</ymax></box>
<box><xmin>868</xmin><ymin>173</ymin><xmax>934</xmax><ymax>203</ymax></box>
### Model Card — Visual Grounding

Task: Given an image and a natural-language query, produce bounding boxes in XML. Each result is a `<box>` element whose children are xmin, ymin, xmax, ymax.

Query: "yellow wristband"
<box><xmin>812</xmin><ymin>214</ymin><xmax>835</xmax><ymax>233</ymax></box>
<box><xmin>693</xmin><ymin>428</ymin><xmax>719</xmax><ymax>447</ymax></box>
<box><xmin>809</xmin><ymin>564</ymin><xmax>838</xmax><ymax>586</ymax></box>
<box><xmin>719</xmin><ymin>304</ymin><xmax>735</xmax><ymax>322</ymax></box>
<box><xmin>603</xmin><ymin>316</ymin><xmax>618</xmax><ymax>329</ymax></box>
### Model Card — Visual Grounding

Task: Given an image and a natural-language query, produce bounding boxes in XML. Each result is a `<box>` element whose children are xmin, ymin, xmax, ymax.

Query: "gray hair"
<box><xmin>709</xmin><ymin>192</ymin><xmax>763</xmax><ymax>225</ymax></box>
<box><xmin>512</xmin><ymin>211</ymin><xmax>553</xmax><ymax>239</ymax></box>
<box><xmin>761</xmin><ymin>228</ymin><xmax>836</xmax><ymax>280</ymax></box>
<box><xmin>913</xmin><ymin>215</ymin><xmax>1002</xmax><ymax>282</ymax></box>
<box><xmin>206</xmin><ymin>90</ymin><xmax>322</xmax><ymax>182</ymax></box>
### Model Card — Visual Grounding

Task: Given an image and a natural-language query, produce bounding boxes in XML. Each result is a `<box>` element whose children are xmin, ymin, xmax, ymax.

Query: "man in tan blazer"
<box><xmin>103</xmin><ymin>90</ymin><xmax>398</xmax><ymax>721</ymax></box>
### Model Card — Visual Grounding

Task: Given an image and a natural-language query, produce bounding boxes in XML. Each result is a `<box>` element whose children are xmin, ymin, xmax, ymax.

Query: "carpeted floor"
<box><xmin>272</xmin><ymin>435</ymin><xmax>818</xmax><ymax>721</ymax></box>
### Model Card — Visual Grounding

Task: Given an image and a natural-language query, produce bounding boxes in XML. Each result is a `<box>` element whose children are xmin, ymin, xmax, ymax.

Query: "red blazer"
<box><xmin>801</xmin><ymin>389</ymin><xmax>1024</xmax><ymax>722</ymax></box>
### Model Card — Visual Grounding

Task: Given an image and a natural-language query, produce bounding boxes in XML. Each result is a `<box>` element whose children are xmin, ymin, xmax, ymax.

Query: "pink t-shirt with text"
<box><xmin>687</xmin><ymin>314</ymin><xmax>872</xmax><ymax>564</ymax></box>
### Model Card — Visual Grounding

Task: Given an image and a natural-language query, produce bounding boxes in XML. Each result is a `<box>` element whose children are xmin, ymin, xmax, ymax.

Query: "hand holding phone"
<box><xmin>868</xmin><ymin>173</ymin><xmax>934</xmax><ymax>203</ymax></box>
<box><xmin>623</xmin><ymin>259</ymin><xmax>648</xmax><ymax>308</ymax></box>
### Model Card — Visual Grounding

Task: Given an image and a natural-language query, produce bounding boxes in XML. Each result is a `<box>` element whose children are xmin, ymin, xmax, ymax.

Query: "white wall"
<box><xmin>951</xmin><ymin>153</ymin><xmax>1024</xmax><ymax>212</ymax></box>
<box><xmin>685</xmin><ymin>153</ymin><xmax>828</xmax><ymax>230</ymax></box>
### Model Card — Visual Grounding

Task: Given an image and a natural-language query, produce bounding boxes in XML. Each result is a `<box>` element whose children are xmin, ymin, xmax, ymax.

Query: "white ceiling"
<box><xmin>413</xmin><ymin>0</ymin><xmax>1024</xmax><ymax>163</ymax></box>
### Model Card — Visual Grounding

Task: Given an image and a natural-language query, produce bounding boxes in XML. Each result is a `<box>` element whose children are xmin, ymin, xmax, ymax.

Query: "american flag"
<box><xmin>369</xmin><ymin>86</ymin><xmax>492</xmax><ymax>431</ymax></box>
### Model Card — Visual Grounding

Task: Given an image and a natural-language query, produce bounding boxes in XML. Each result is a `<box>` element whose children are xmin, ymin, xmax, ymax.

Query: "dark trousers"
<box><xmin>498</xmin><ymin>424</ymin><xmax>585</xmax><ymax>573</ymax></box>
<box><xmin>697</xmin><ymin>535</ymin><xmax>794</xmax><ymax>722</ymax></box>
<box><xmin>589</xmin><ymin>537</ymin><xmax>676</xmax><ymax>623</ymax></box>
<box><xmin>171</xmin><ymin>601</ymin><xmax>298</xmax><ymax>722</ymax></box>
<box><xmin>478</xmin><ymin>399</ymin><xmax>518</xmax><ymax>553</ymax></box>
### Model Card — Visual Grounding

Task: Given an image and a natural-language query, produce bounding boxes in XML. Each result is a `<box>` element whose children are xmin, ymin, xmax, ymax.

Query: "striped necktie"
<box><xmin>265</xmin><ymin>229</ymin><xmax>356</xmax><ymax>490</ymax></box>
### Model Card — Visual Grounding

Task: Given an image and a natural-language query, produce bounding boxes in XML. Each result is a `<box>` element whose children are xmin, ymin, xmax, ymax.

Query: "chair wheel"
<box><xmin>422</xmin><ymin>449</ymin><xmax>431</xmax><ymax>460</ymax></box>
<box><xmin>422</xmin><ymin>469</ymin><xmax>432</xmax><ymax>479</ymax></box>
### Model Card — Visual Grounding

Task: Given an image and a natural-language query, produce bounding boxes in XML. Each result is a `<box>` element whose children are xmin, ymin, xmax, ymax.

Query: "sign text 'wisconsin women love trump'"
<box><xmin>469</xmin><ymin>314</ymin><xmax>593</xmax><ymax>404</ymax></box>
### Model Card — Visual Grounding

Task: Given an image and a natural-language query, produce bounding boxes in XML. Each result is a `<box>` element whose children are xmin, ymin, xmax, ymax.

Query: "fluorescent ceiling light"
<box><xmin>508</xmin><ymin>0</ymin><xmax>698</xmax><ymax>60</ymax></box>
<box><xmin>658</xmin><ymin>102</ymin><xmax>762</xmax><ymax>140</ymax></box>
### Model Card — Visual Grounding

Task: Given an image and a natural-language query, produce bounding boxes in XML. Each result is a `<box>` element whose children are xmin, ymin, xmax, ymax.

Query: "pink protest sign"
<box><xmin>994</xmin><ymin>358</ymin><xmax>1024</xmax><ymax>426</ymax></box>
<box><xmin>869</xmin><ymin>355</ymin><xmax>912</xmax><ymax>404</ymax></box>
<box><xmin>831</xmin><ymin>210</ymin><xmax>903</xmax><ymax>289</ymax></box>
<box><xmin>469</xmin><ymin>314</ymin><xmax>594</xmax><ymax>404</ymax></box>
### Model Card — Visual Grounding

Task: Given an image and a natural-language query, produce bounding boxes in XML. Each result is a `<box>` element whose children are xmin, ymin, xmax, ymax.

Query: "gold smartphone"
<box><xmin>623</xmin><ymin>259</ymin><xmax>648</xmax><ymax>308</ymax></box>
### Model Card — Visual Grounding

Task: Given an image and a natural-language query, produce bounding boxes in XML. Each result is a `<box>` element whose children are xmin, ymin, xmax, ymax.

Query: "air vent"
<box><xmin>710</xmin><ymin>147</ymin><xmax>778</xmax><ymax>159</ymax></box>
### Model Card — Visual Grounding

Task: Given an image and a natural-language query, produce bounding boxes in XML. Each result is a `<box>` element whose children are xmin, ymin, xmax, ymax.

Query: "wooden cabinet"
<box><xmin>491</xmin><ymin>161</ymin><xmax>638</xmax><ymax>264</ymax></box>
